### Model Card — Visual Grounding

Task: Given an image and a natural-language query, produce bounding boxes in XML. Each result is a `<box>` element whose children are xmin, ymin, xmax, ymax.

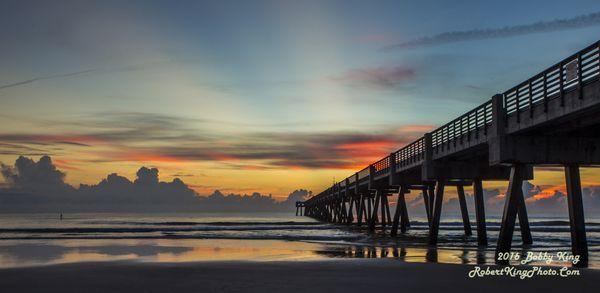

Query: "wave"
<box><xmin>4</xmin><ymin>220</ymin><xmax>600</xmax><ymax>234</ymax></box>
<box><xmin>0</xmin><ymin>234</ymin><xmax>365</xmax><ymax>242</ymax></box>
<box><xmin>108</xmin><ymin>221</ymin><xmax>326</xmax><ymax>226</ymax></box>
<box><xmin>0</xmin><ymin>225</ymin><xmax>338</xmax><ymax>234</ymax></box>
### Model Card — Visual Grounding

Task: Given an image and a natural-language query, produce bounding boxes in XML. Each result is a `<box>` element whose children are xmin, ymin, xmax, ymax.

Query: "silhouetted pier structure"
<box><xmin>299</xmin><ymin>41</ymin><xmax>600</xmax><ymax>267</ymax></box>
<box><xmin>295</xmin><ymin>201</ymin><xmax>305</xmax><ymax>216</ymax></box>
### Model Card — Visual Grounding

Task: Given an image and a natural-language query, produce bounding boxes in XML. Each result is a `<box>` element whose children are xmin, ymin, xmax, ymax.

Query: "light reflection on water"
<box><xmin>0</xmin><ymin>213</ymin><xmax>599</xmax><ymax>269</ymax></box>
<box><xmin>0</xmin><ymin>239</ymin><xmax>328</xmax><ymax>267</ymax></box>
<box><xmin>0</xmin><ymin>239</ymin><xmax>592</xmax><ymax>269</ymax></box>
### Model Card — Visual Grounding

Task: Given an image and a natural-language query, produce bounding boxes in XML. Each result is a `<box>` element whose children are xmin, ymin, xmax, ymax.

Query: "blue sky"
<box><xmin>1</xmin><ymin>0</ymin><xmax>600</xmax><ymax>196</ymax></box>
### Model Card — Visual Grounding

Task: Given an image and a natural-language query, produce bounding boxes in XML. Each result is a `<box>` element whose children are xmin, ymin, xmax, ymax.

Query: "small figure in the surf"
<box><xmin>59</xmin><ymin>213</ymin><xmax>63</xmax><ymax>220</ymax></box>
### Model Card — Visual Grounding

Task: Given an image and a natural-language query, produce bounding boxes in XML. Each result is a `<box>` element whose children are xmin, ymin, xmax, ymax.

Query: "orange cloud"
<box><xmin>396</xmin><ymin>125</ymin><xmax>436</xmax><ymax>133</ymax></box>
<box><xmin>109</xmin><ymin>151</ymin><xmax>185</xmax><ymax>163</ymax></box>
<box><xmin>336</xmin><ymin>140</ymin><xmax>395</xmax><ymax>150</ymax></box>
<box><xmin>53</xmin><ymin>159</ymin><xmax>82</xmax><ymax>171</ymax></box>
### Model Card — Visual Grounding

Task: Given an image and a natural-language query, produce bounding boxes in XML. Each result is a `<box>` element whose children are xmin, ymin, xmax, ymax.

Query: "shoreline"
<box><xmin>1</xmin><ymin>237</ymin><xmax>598</xmax><ymax>269</ymax></box>
<box><xmin>0</xmin><ymin>259</ymin><xmax>598</xmax><ymax>293</ymax></box>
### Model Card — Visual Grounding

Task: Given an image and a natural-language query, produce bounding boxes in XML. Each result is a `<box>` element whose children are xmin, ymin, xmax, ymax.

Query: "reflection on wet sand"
<box><xmin>315</xmin><ymin>245</ymin><xmax>496</xmax><ymax>266</ymax></box>
<box><xmin>0</xmin><ymin>239</ymin><xmax>593</xmax><ymax>268</ymax></box>
<box><xmin>0</xmin><ymin>239</ymin><xmax>327</xmax><ymax>267</ymax></box>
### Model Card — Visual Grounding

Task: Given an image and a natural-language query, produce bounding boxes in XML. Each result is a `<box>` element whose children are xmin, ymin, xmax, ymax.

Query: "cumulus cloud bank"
<box><xmin>0</xmin><ymin>156</ymin><xmax>309</xmax><ymax>212</ymax></box>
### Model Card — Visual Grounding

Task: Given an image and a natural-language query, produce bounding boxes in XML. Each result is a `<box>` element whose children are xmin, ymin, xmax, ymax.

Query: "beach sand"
<box><xmin>0</xmin><ymin>259</ymin><xmax>597</xmax><ymax>293</ymax></box>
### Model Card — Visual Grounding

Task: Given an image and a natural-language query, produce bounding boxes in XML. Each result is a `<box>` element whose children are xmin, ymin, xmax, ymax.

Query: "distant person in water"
<box><xmin>59</xmin><ymin>213</ymin><xmax>63</xmax><ymax>220</ymax></box>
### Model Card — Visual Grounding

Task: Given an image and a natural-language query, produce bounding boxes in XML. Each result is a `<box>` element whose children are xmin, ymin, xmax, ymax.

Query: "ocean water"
<box><xmin>0</xmin><ymin>212</ymin><xmax>599</xmax><ymax>268</ymax></box>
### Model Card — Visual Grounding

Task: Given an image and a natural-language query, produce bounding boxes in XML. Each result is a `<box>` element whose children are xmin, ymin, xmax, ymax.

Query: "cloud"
<box><xmin>0</xmin><ymin>156</ymin><xmax>310</xmax><ymax>212</ymax></box>
<box><xmin>0</xmin><ymin>134</ymin><xmax>101</xmax><ymax>147</ymax></box>
<box><xmin>202</xmin><ymin>189</ymin><xmax>310</xmax><ymax>211</ymax></box>
<box><xmin>0</xmin><ymin>156</ymin><xmax>72</xmax><ymax>193</ymax></box>
<box><xmin>0</xmin><ymin>112</ymin><xmax>434</xmax><ymax>169</ymax></box>
<box><xmin>116</xmin><ymin>128</ymin><xmax>428</xmax><ymax>169</ymax></box>
<box><xmin>330</xmin><ymin>66</ymin><xmax>416</xmax><ymax>89</ymax></box>
<box><xmin>3</xmin><ymin>156</ymin><xmax>599</xmax><ymax>215</ymax></box>
<box><xmin>384</xmin><ymin>11</ymin><xmax>600</xmax><ymax>50</ymax></box>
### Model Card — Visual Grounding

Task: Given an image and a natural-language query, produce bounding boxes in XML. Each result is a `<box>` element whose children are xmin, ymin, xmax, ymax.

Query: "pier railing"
<box><xmin>503</xmin><ymin>41</ymin><xmax>599</xmax><ymax>117</ymax></box>
<box><xmin>431</xmin><ymin>100</ymin><xmax>492</xmax><ymax>156</ymax></box>
<box><xmin>395</xmin><ymin>137</ymin><xmax>426</xmax><ymax>171</ymax></box>
<box><xmin>372</xmin><ymin>156</ymin><xmax>390</xmax><ymax>176</ymax></box>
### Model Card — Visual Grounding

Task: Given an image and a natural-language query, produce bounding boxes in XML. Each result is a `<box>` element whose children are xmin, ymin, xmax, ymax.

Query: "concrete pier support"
<box><xmin>346</xmin><ymin>197</ymin><xmax>354</xmax><ymax>224</ymax></box>
<box><xmin>380</xmin><ymin>191</ymin><xmax>388</xmax><ymax>232</ymax></box>
<box><xmin>368</xmin><ymin>191</ymin><xmax>381</xmax><ymax>232</ymax></box>
<box><xmin>339</xmin><ymin>199</ymin><xmax>347</xmax><ymax>223</ymax></box>
<box><xmin>495</xmin><ymin>164</ymin><xmax>526</xmax><ymax>263</ymax></box>
<box><xmin>400</xmin><ymin>191</ymin><xmax>409</xmax><ymax>231</ymax></box>
<box><xmin>367</xmin><ymin>196</ymin><xmax>373</xmax><ymax>224</ymax></box>
<box><xmin>456</xmin><ymin>185</ymin><xmax>472</xmax><ymax>236</ymax></box>
<box><xmin>517</xmin><ymin>196</ymin><xmax>533</xmax><ymax>245</ymax></box>
<box><xmin>357</xmin><ymin>194</ymin><xmax>365</xmax><ymax>226</ymax></box>
<box><xmin>427</xmin><ymin>185</ymin><xmax>435</xmax><ymax>226</ymax></box>
<box><xmin>473</xmin><ymin>179</ymin><xmax>488</xmax><ymax>246</ymax></box>
<box><xmin>391</xmin><ymin>187</ymin><xmax>409</xmax><ymax>236</ymax></box>
<box><xmin>429</xmin><ymin>180</ymin><xmax>445</xmax><ymax>244</ymax></box>
<box><xmin>422</xmin><ymin>187</ymin><xmax>431</xmax><ymax>224</ymax></box>
<box><xmin>383</xmin><ymin>193</ymin><xmax>392</xmax><ymax>225</ymax></box>
<box><xmin>565</xmin><ymin>164</ymin><xmax>588</xmax><ymax>267</ymax></box>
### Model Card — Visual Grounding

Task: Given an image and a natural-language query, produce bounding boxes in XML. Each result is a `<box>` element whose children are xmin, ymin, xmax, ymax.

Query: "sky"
<box><xmin>1</xmin><ymin>0</ymin><xmax>600</xmax><ymax>200</ymax></box>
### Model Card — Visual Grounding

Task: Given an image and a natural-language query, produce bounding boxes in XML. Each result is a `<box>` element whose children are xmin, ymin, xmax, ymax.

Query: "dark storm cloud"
<box><xmin>0</xmin><ymin>156</ymin><xmax>310</xmax><ymax>212</ymax></box>
<box><xmin>0</xmin><ymin>156</ymin><xmax>72</xmax><ymax>192</ymax></box>
<box><xmin>384</xmin><ymin>11</ymin><xmax>600</xmax><ymax>50</ymax></box>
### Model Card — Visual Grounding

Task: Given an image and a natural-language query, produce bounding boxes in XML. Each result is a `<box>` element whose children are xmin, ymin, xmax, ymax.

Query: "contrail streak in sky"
<box><xmin>383</xmin><ymin>11</ymin><xmax>600</xmax><ymax>50</ymax></box>
<box><xmin>0</xmin><ymin>69</ymin><xmax>97</xmax><ymax>91</ymax></box>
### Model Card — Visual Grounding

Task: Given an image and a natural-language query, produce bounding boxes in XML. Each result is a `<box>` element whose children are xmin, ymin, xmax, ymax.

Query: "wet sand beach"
<box><xmin>0</xmin><ymin>259</ymin><xmax>598</xmax><ymax>293</ymax></box>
